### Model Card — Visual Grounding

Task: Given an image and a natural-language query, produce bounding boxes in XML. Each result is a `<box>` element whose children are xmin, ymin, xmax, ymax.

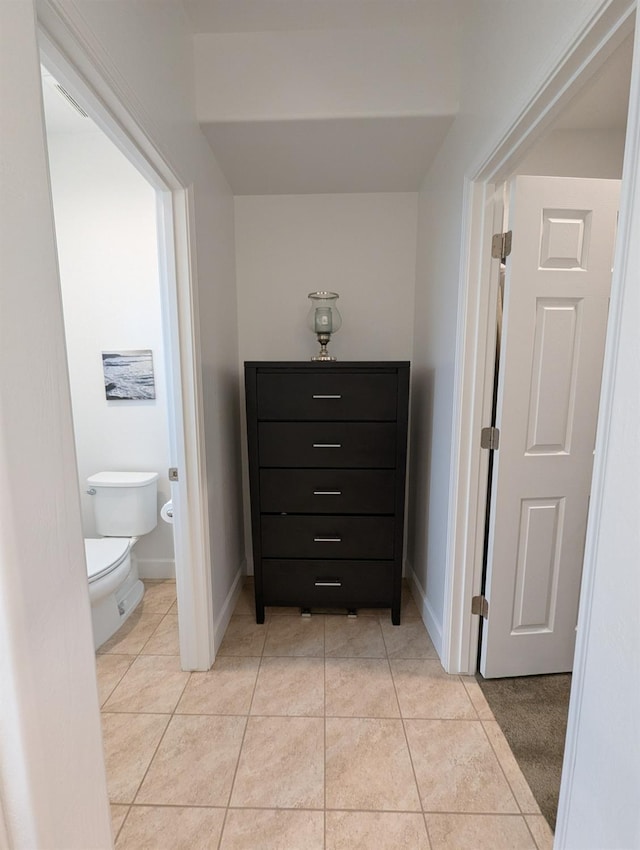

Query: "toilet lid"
<box><xmin>85</xmin><ymin>538</ymin><xmax>131</xmax><ymax>582</ymax></box>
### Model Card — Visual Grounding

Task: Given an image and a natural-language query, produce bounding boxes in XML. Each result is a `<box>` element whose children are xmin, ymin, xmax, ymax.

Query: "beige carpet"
<box><xmin>476</xmin><ymin>672</ymin><xmax>571</xmax><ymax>830</ymax></box>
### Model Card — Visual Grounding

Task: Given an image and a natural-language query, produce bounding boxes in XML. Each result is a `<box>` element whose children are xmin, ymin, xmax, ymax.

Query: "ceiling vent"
<box><xmin>54</xmin><ymin>84</ymin><xmax>88</xmax><ymax>118</ymax></box>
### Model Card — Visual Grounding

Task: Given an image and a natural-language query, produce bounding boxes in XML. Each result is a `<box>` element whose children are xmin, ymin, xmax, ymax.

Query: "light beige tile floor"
<box><xmin>98</xmin><ymin>579</ymin><xmax>554</xmax><ymax>850</ymax></box>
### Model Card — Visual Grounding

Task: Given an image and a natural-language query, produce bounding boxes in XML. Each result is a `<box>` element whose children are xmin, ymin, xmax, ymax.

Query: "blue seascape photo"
<box><xmin>102</xmin><ymin>350</ymin><xmax>156</xmax><ymax>400</ymax></box>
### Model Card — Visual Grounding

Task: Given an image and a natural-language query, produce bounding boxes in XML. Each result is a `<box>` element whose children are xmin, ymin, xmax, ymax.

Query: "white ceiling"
<box><xmin>202</xmin><ymin>114</ymin><xmax>455</xmax><ymax>195</ymax></box>
<box><xmin>183</xmin><ymin>0</ymin><xmax>446</xmax><ymax>32</ymax></box>
<box><xmin>190</xmin><ymin>5</ymin><xmax>634</xmax><ymax>194</ymax></box>
<box><xmin>42</xmin><ymin>17</ymin><xmax>634</xmax><ymax>193</ymax></box>
<box><xmin>553</xmin><ymin>33</ymin><xmax>633</xmax><ymax>131</ymax></box>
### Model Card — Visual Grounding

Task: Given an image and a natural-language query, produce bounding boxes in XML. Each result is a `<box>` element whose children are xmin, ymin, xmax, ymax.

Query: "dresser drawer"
<box><xmin>257</xmin><ymin>371</ymin><xmax>398</xmax><ymax>421</ymax></box>
<box><xmin>262</xmin><ymin>560</ymin><xmax>394</xmax><ymax>608</ymax></box>
<box><xmin>259</xmin><ymin>469</ymin><xmax>396</xmax><ymax>514</ymax></box>
<box><xmin>258</xmin><ymin>422</ymin><xmax>396</xmax><ymax>468</ymax></box>
<box><xmin>261</xmin><ymin>515</ymin><xmax>394</xmax><ymax>559</ymax></box>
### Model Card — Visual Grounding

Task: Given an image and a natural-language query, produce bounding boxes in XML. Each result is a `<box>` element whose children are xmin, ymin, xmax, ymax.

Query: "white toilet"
<box><xmin>85</xmin><ymin>470</ymin><xmax>159</xmax><ymax>649</ymax></box>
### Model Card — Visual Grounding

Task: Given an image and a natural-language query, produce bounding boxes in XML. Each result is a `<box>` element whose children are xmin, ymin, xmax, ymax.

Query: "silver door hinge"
<box><xmin>168</xmin><ymin>467</ymin><xmax>179</xmax><ymax>482</ymax></box>
<box><xmin>481</xmin><ymin>426</ymin><xmax>500</xmax><ymax>450</ymax></box>
<box><xmin>472</xmin><ymin>595</ymin><xmax>489</xmax><ymax>618</ymax></box>
<box><xmin>491</xmin><ymin>230</ymin><xmax>512</xmax><ymax>261</ymax></box>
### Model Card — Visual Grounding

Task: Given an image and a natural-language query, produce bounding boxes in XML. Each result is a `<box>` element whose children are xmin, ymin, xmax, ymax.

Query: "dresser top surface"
<box><xmin>245</xmin><ymin>361</ymin><xmax>410</xmax><ymax>370</ymax></box>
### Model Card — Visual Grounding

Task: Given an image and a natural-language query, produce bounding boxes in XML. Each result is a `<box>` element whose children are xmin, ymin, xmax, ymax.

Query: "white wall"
<box><xmin>518</xmin><ymin>128</ymin><xmax>626</xmax><ymax>178</ymax></box>
<box><xmin>559</xmin><ymin>157</ymin><xmax>640</xmax><ymax>848</ymax></box>
<box><xmin>235</xmin><ymin>193</ymin><xmax>418</xmax><ymax>363</ymax></box>
<box><xmin>0</xmin><ymin>4</ymin><xmax>112</xmax><ymax>846</ymax></box>
<box><xmin>235</xmin><ymin>192</ymin><xmax>418</xmax><ymax>569</ymax></box>
<box><xmin>407</xmin><ymin>0</ymin><xmax>608</xmax><ymax>654</ymax></box>
<box><xmin>46</xmin><ymin>127</ymin><xmax>174</xmax><ymax>577</ymax></box>
<box><xmin>556</xmin><ymin>11</ymin><xmax>640</xmax><ymax>845</ymax></box>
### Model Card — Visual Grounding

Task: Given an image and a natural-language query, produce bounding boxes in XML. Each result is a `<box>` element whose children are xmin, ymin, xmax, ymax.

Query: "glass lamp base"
<box><xmin>311</xmin><ymin>334</ymin><xmax>336</xmax><ymax>361</ymax></box>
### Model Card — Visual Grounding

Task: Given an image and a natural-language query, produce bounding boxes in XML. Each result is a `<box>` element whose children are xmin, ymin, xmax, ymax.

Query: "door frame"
<box><xmin>443</xmin><ymin>0</ymin><xmax>636</xmax><ymax>677</ymax></box>
<box><xmin>37</xmin><ymin>4</ymin><xmax>215</xmax><ymax>670</ymax></box>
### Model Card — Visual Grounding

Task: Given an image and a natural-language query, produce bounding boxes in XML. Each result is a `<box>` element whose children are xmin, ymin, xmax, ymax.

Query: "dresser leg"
<box><xmin>256</xmin><ymin>604</ymin><xmax>265</xmax><ymax>624</ymax></box>
<box><xmin>391</xmin><ymin>605</ymin><xmax>401</xmax><ymax>626</ymax></box>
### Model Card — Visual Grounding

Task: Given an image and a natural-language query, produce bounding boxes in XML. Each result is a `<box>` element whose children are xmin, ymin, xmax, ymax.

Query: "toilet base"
<box><xmin>92</xmin><ymin>567</ymin><xmax>145</xmax><ymax>650</ymax></box>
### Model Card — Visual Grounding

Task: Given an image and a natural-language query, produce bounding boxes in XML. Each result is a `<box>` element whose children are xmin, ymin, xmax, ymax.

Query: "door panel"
<box><xmin>481</xmin><ymin>175</ymin><xmax>620</xmax><ymax>678</ymax></box>
<box><xmin>511</xmin><ymin>497</ymin><xmax>563</xmax><ymax>632</ymax></box>
<box><xmin>526</xmin><ymin>298</ymin><xmax>582</xmax><ymax>453</ymax></box>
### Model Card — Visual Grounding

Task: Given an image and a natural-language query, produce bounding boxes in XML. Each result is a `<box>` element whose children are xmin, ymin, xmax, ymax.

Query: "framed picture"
<box><xmin>102</xmin><ymin>350</ymin><xmax>156</xmax><ymax>400</ymax></box>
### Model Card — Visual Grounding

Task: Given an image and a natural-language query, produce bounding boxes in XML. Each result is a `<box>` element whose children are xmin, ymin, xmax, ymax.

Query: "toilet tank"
<box><xmin>87</xmin><ymin>471</ymin><xmax>159</xmax><ymax>536</ymax></box>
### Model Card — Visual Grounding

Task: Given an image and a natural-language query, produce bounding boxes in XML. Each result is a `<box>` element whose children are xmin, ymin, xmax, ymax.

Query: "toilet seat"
<box><xmin>85</xmin><ymin>537</ymin><xmax>131</xmax><ymax>583</ymax></box>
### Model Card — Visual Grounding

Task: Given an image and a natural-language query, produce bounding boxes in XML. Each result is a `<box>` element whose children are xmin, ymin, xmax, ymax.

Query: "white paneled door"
<box><xmin>481</xmin><ymin>176</ymin><xmax>620</xmax><ymax>678</ymax></box>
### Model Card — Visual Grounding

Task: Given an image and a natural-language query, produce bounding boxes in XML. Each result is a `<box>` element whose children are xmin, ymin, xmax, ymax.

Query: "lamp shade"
<box><xmin>306</xmin><ymin>291</ymin><xmax>341</xmax><ymax>361</ymax></box>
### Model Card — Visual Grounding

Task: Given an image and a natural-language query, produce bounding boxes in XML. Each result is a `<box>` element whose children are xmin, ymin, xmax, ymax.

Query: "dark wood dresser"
<box><xmin>244</xmin><ymin>361</ymin><xmax>410</xmax><ymax>624</ymax></box>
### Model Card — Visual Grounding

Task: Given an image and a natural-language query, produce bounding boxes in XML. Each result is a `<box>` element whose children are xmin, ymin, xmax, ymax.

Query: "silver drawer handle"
<box><xmin>314</xmin><ymin>537</ymin><xmax>341</xmax><ymax>543</ymax></box>
<box><xmin>312</xmin><ymin>394</ymin><xmax>342</xmax><ymax>399</ymax></box>
<box><xmin>313</xmin><ymin>490</ymin><xmax>342</xmax><ymax>495</ymax></box>
<box><xmin>312</xmin><ymin>443</ymin><xmax>341</xmax><ymax>448</ymax></box>
<box><xmin>315</xmin><ymin>581</ymin><xmax>342</xmax><ymax>587</ymax></box>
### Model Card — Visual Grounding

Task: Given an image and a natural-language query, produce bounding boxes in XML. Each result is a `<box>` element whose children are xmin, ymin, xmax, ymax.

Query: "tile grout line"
<box><xmin>423</xmin><ymin>811</ymin><xmax>434</xmax><ymax>850</ymax></box>
<box><xmin>126</xmin><ymin>667</ymin><xmax>190</xmax><ymax>810</ymax></box>
<box><xmin>102</xmin><ymin>584</ymin><xmax>178</xmax><ymax>843</ymax></box>
<box><xmin>528</xmin><ymin>812</ymin><xmax>555</xmax><ymax>850</ymax></box>
<box><xmin>98</xmin><ymin>656</ymin><xmax>134</xmax><ymax>709</ymax></box>
<box><xmin>389</xmin><ymin>654</ymin><xmax>436</xmax><ymax>846</ymax></box>
<box><xmin>480</xmin><ymin>708</ymin><xmax>545</xmax><ymax>842</ymax></box>
<box><xmin>460</xmin><ymin>677</ymin><xmax>497</xmax><ymax>722</ymax></box>
<box><xmin>112</xmin><ymin>801</ymin><xmax>542</xmax><ymax>815</ymax></box>
<box><xmin>479</xmin><ymin>717</ymin><xmax>531</xmax><ymax>818</ymax></box>
<box><xmin>461</xmin><ymin>677</ymin><xmax>483</xmax><ymax>722</ymax></box>
<box><xmin>214</xmin><ymin>608</ymin><xmax>269</xmax><ymax>849</ymax></box>
<box><xmin>522</xmin><ymin>813</ymin><xmax>546</xmax><ymax>850</ymax></box>
<box><xmin>323</xmin><ymin>615</ymin><xmax>327</xmax><ymax>850</ymax></box>
<box><xmin>169</xmin><ymin>804</ymin><xmax>546</xmax><ymax>816</ymax></box>
<box><xmin>386</xmin><ymin>641</ymin><xmax>429</xmax><ymax>835</ymax></box>
<box><xmin>111</xmin><ymin>804</ymin><xmax>130</xmax><ymax>845</ymax></box>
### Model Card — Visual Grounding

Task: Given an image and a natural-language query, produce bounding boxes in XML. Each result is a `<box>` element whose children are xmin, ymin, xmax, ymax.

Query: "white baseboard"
<box><xmin>137</xmin><ymin>558</ymin><xmax>176</xmax><ymax>580</ymax></box>
<box><xmin>213</xmin><ymin>562</ymin><xmax>245</xmax><ymax>655</ymax></box>
<box><xmin>408</xmin><ymin>565</ymin><xmax>444</xmax><ymax>660</ymax></box>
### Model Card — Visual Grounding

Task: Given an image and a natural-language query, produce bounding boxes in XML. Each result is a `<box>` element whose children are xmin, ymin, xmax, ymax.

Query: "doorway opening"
<box><xmin>42</xmin><ymin>65</ymin><xmax>178</xmax><ymax>649</ymax></box>
<box><xmin>447</xmin><ymin>11</ymin><xmax>635</xmax><ymax>678</ymax></box>
<box><xmin>38</xmin><ymin>33</ymin><xmax>215</xmax><ymax>672</ymax></box>
<box><xmin>458</xmin><ymin>24</ymin><xmax>633</xmax><ymax>820</ymax></box>
<box><xmin>477</xmin><ymin>172</ymin><xmax>623</xmax><ymax>828</ymax></box>
<box><xmin>478</xmin><ymin>173</ymin><xmax>622</xmax><ymax>679</ymax></box>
